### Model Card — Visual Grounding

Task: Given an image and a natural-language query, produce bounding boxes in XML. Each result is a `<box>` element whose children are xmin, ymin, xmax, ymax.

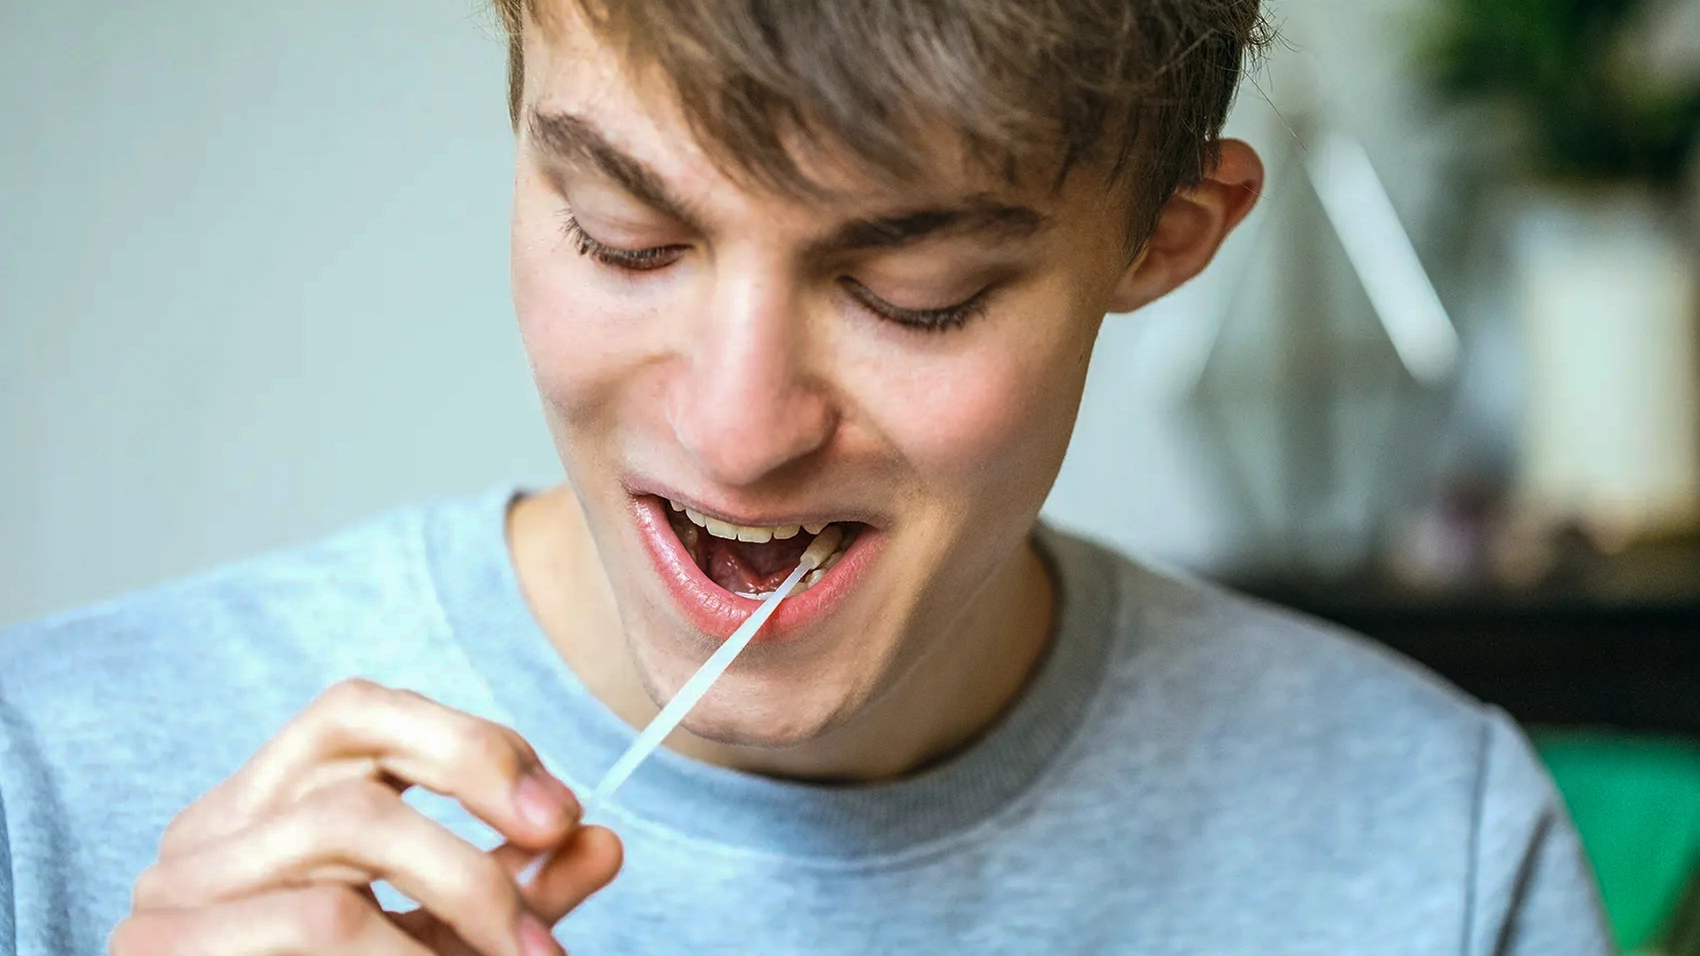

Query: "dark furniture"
<box><xmin>1232</xmin><ymin>539</ymin><xmax>1700</xmax><ymax>735</ymax></box>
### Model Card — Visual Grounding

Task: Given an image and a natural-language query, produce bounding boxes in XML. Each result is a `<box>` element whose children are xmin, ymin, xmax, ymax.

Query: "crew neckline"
<box><xmin>424</xmin><ymin>487</ymin><xmax>1122</xmax><ymax>862</ymax></box>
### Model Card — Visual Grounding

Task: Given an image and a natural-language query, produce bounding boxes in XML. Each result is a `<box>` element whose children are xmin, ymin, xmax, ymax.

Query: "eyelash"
<box><xmin>561</xmin><ymin>213</ymin><xmax>684</xmax><ymax>271</ymax></box>
<box><xmin>559</xmin><ymin>212</ymin><xmax>988</xmax><ymax>333</ymax></box>
<box><xmin>841</xmin><ymin>279</ymin><xmax>989</xmax><ymax>333</ymax></box>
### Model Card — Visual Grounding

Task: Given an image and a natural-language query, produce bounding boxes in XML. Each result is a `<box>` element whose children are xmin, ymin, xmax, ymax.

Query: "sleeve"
<box><xmin>1468</xmin><ymin>709</ymin><xmax>1615</xmax><ymax>956</ymax></box>
<box><xmin>1</xmin><ymin>781</ymin><xmax>15</xmax><ymax>956</ymax></box>
<box><xmin>0</xmin><ymin>688</ymin><xmax>76</xmax><ymax>956</ymax></box>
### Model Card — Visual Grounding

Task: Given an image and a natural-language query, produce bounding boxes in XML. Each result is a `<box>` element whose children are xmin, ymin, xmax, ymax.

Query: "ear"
<box><xmin>1107</xmin><ymin>139</ymin><xmax>1264</xmax><ymax>314</ymax></box>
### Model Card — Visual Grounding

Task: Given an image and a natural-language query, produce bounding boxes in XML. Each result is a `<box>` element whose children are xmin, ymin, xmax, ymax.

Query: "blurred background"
<box><xmin>3</xmin><ymin>0</ymin><xmax>1700</xmax><ymax>949</ymax></box>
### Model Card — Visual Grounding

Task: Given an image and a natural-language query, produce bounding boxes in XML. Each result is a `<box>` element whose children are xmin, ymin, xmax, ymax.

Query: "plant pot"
<box><xmin>1512</xmin><ymin>185</ymin><xmax>1700</xmax><ymax>540</ymax></box>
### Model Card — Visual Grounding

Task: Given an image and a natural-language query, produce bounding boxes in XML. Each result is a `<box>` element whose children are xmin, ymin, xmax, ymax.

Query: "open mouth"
<box><xmin>631</xmin><ymin>492</ymin><xmax>883</xmax><ymax>641</ymax></box>
<box><xmin>663</xmin><ymin>499</ymin><xmax>863</xmax><ymax>600</ymax></box>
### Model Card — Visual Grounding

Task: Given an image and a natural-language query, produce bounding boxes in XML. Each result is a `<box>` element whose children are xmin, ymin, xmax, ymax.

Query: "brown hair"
<box><xmin>492</xmin><ymin>0</ymin><xmax>1267</xmax><ymax>244</ymax></box>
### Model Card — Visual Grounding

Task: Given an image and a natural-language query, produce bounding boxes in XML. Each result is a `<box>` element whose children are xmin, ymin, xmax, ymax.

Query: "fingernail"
<box><xmin>517</xmin><ymin>912</ymin><xmax>562</xmax><ymax>956</ymax></box>
<box><xmin>514</xmin><ymin>769</ymin><xmax>577</xmax><ymax>830</ymax></box>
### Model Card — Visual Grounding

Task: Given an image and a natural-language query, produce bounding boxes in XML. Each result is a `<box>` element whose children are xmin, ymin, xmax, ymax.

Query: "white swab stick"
<box><xmin>588</xmin><ymin>560</ymin><xmax>810</xmax><ymax>802</ymax></box>
<box><xmin>519</xmin><ymin>528</ymin><xmax>842</xmax><ymax>887</ymax></box>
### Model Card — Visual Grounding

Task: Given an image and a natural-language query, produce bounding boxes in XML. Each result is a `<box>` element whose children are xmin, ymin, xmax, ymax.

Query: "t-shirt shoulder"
<box><xmin>1039</xmin><ymin>529</ymin><xmax>1608</xmax><ymax>954</ymax></box>
<box><xmin>1045</xmin><ymin>529</ymin><xmax>1495</xmax><ymax>803</ymax></box>
<box><xmin>1110</xmin><ymin>538</ymin><xmax>1485</xmax><ymax>733</ymax></box>
<box><xmin>0</xmin><ymin>502</ymin><xmax>456</xmax><ymax>772</ymax></box>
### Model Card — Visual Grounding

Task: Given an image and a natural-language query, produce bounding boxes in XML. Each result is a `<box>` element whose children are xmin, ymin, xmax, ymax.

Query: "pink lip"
<box><xmin>630</xmin><ymin>495</ymin><xmax>882</xmax><ymax>643</ymax></box>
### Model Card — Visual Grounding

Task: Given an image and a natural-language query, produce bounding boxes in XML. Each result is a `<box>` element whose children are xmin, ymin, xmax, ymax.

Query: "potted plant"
<box><xmin>1419</xmin><ymin>0</ymin><xmax>1700</xmax><ymax>541</ymax></box>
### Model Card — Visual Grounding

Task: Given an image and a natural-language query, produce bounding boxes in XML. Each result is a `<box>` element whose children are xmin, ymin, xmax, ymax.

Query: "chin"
<box><xmin>676</xmin><ymin>710</ymin><xmax>830</xmax><ymax>750</ymax></box>
<box><xmin>629</xmin><ymin>635</ymin><xmax>878</xmax><ymax>750</ymax></box>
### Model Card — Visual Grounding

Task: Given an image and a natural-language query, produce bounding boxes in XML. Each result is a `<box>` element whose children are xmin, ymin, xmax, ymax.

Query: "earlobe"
<box><xmin>1106</xmin><ymin>140</ymin><xmax>1264</xmax><ymax>314</ymax></box>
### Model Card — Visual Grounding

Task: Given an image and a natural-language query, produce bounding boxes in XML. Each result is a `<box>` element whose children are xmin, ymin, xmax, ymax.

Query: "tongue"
<box><xmin>701</xmin><ymin>534</ymin><xmax>816</xmax><ymax>595</ymax></box>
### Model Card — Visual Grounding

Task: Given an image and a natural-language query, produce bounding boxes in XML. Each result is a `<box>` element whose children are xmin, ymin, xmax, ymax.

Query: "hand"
<box><xmin>111</xmin><ymin>678</ymin><xmax>622</xmax><ymax>956</ymax></box>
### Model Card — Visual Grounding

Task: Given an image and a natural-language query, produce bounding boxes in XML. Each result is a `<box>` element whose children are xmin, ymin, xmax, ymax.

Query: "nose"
<box><xmin>667</xmin><ymin>268</ymin><xmax>837</xmax><ymax>488</ymax></box>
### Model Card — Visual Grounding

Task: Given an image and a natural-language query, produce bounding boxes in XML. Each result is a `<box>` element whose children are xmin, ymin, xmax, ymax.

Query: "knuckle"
<box><xmin>303</xmin><ymin>678</ymin><xmax>393</xmax><ymax>748</ymax></box>
<box><xmin>296</xmin><ymin>884</ymin><xmax>376</xmax><ymax>946</ymax></box>
<box><xmin>108</xmin><ymin>912</ymin><xmax>169</xmax><ymax>956</ymax></box>
<box><xmin>391</xmin><ymin>686</ymin><xmax>431</xmax><ymax>704</ymax></box>
<box><xmin>155</xmin><ymin>814</ymin><xmax>193</xmax><ymax>859</ymax></box>
<box><xmin>128</xmin><ymin>863</ymin><xmax>170</xmax><ymax>911</ymax></box>
<box><xmin>447</xmin><ymin>718</ymin><xmax>527</xmax><ymax>775</ymax></box>
<box><xmin>502</xmin><ymin>725</ymin><xmax>541</xmax><ymax>766</ymax></box>
<box><xmin>155</xmin><ymin>792</ymin><xmax>223</xmax><ymax>859</ymax></box>
<box><xmin>107</xmin><ymin>916</ymin><xmax>142</xmax><ymax>956</ymax></box>
<box><xmin>321</xmin><ymin>676</ymin><xmax>388</xmax><ymax>711</ymax></box>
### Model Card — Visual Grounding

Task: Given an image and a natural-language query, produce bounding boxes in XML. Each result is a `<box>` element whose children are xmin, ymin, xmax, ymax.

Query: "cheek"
<box><xmin>853</xmin><ymin>317</ymin><xmax>1095</xmax><ymax>511</ymax></box>
<box><xmin>510</xmin><ymin>188</ymin><xmax>661</xmax><ymax>429</ymax></box>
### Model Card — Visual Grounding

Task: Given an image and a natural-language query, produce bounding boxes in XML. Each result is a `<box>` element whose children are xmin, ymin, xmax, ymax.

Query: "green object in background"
<box><xmin>1415</xmin><ymin>0</ymin><xmax>1700</xmax><ymax>188</ymax></box>
<box><xmin>1534</xmin><ymin>732</ymin><xmax>1700</xmax><ymax>952</ymax></box>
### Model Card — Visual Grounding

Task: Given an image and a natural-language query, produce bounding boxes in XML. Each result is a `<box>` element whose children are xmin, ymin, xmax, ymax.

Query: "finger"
<box><xmin>494</xmin><ymin>825</ymin><xmax>625</xmax><ymax>924</ymax></box>
<box><xmin>395</xmin><ymin>828</ymin><xmax>622</xmax><ymax>952</ymax></box>
<box><xmin>134</xmin><ymin>779</ymin><xmax>550</xmax><ymax>956</ymax></box>
<box><xmin>111</xmin><ymin>885</ymin><xmax>434</xmax><ymax>956</ymax></box>
<box><xmin>390</xmin><ymin>909</ymin><xmax>566</xmax><ymax>956</ymax></box>
<box><xmin>162</xmin><ymin>678</ymin><xmax>578</xmax><ymax>857</ymax></box>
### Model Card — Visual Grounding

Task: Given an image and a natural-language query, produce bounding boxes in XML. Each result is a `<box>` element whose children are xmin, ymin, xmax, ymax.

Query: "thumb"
<box><xmin>495</xmin><ymin>826</ymin><xmax>625</xmax><ymax>925</ymax></box>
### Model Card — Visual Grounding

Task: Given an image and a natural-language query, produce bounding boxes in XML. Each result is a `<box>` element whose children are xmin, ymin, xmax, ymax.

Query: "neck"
<box><xmin>508</xmin><ymin>485</ymin><xmax>1055</xmax><ymax>783</ymax></box>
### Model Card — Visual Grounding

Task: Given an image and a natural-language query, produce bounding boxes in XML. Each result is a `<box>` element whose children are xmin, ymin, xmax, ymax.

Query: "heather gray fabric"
<box><xmin>0</xmin><ymin>489</ymin><xmax>1613</xmax><ymax>955</ymax></box>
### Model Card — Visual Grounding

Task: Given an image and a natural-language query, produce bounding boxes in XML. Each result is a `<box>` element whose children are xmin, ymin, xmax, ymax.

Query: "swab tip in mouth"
<box><xmin>800</xmin><ymin>524</ymin><xmax>845</xmax><ymax>570</ymax></box>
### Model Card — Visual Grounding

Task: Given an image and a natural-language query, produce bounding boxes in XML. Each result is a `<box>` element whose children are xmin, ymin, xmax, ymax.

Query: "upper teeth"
<box><xmin>673</xmin><ymin>501</ymin><xmax>822</xmax><ymax>543</ymax></box>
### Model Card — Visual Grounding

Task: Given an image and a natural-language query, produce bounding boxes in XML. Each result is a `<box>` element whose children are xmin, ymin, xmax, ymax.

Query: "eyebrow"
<box><xmin>528</xmin><ymin>108</ymin><xmax>703</xmax><ymax>228</ymax></box>
<box><xmin>527</xmin><ymin>108</ymin><xmax>1047</xmax><ymax>254</ymax></box>
<box><xmin>813</xmin><ymin>201</ymin><xmax>1045</xmax><ymax>256</ymax></box>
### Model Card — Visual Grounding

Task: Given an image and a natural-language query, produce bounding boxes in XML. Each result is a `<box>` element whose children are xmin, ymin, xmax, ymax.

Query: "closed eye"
<box><xmin>840</xmin><ymin>278</ymin><xmax>990</xmax><ymax>333</ymax></box>
<box><xmin>561</xmin><ymin>213</ymin><xmax>687</xmax><ymax>272</ymax></box>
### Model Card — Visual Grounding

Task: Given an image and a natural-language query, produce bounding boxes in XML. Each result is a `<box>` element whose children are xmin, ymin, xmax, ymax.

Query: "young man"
<box><xmin>0</xmin><ymin>1</ymin><xmax>1611</xmax><ymax>954</ymax></box>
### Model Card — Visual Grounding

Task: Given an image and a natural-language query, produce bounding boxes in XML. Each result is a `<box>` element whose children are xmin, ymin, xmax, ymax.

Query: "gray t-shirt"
<box><xmin>0</xmin><ymin>489</ymin><xmax>1612</xmax><ymax>955</ymax></box>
